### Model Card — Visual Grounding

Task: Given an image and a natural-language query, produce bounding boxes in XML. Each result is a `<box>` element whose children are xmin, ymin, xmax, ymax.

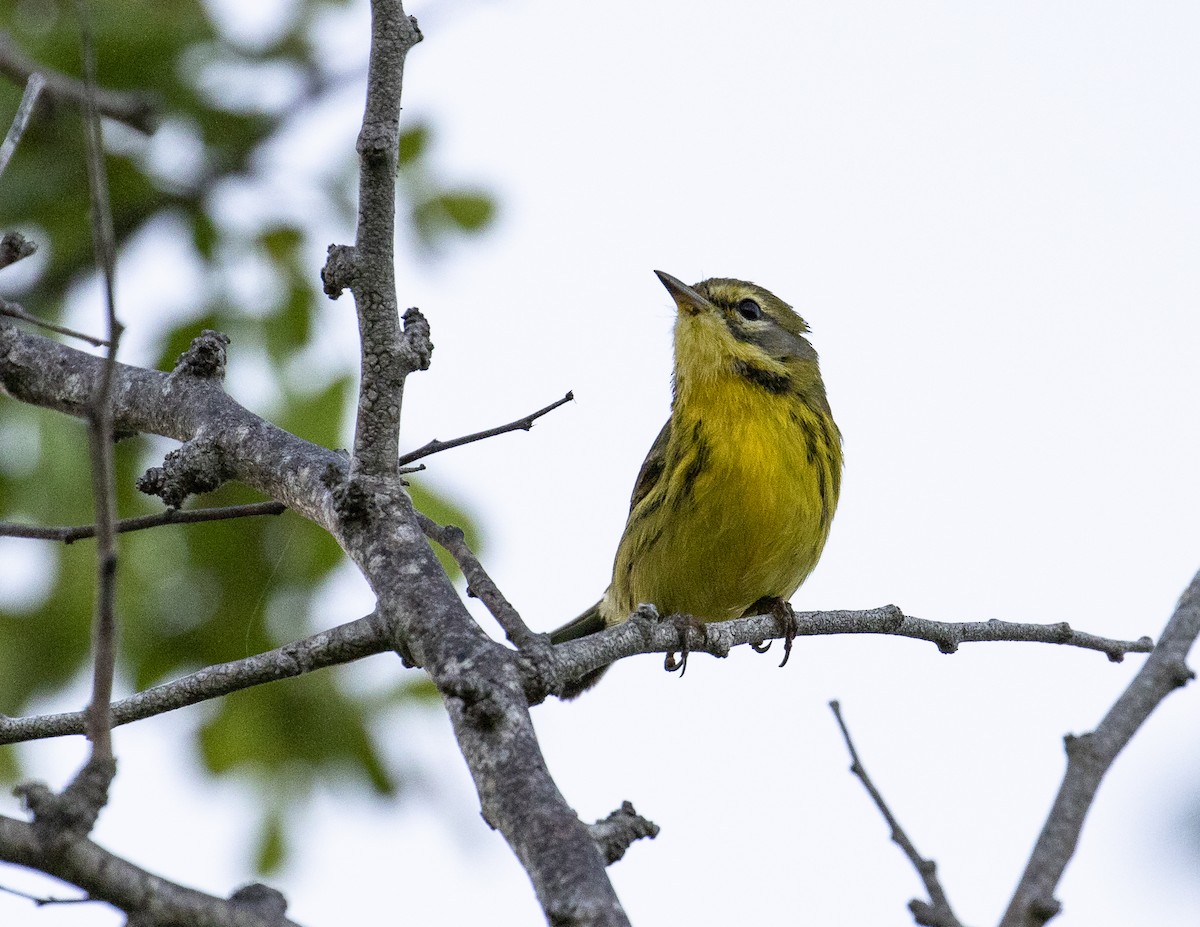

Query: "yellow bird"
<box><xmin>552</xmin><ymin>271</ymin><xmax>842</xmax><ymax>696</ymax></box>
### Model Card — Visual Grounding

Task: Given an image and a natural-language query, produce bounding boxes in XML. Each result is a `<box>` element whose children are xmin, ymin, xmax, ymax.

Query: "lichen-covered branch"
<box><xmin>320</xmin><ymin>1</ymin><xmax>424</xmax><ymax>479</ymax></box>
<box><xmin>0</xmin><ymin>320</ymin><xmax>343</xmax><ymax>528</ymax></box>
<box><xmin>0</xmin><ymin>814</ymin><xmax>301</xmax><ymax>927</ymax></box>
<box><xmin>586</xmin><ymin>802</ymin><xmax>659</xmax><ymax>866</ymax></box>
<box><xmin>2</xmin><ymin>243</ymin><xmax>632</xmax><ymax>927</ymax></box>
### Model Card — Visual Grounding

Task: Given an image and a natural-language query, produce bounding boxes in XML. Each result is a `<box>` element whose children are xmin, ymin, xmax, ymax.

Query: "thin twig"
<box><xmin>0</xmin><ymin>501</ymin><xmax>287</xmax><ymax>543</ymax></box>
<box><xmin>398</xmin><ymin>390</ymin><xmax>574</xmax><ymax>465</ymax></box>
<box><xmin>77</xmin><ymin>0</ymin><xmax>123</xmax><ymax>770</ymax></box>
<box><xmin>0</xmin><ymin>883</ymin><xmax>89</xmax><ymax>906</ymax></box>
<box><xmin>535</xmin><ymin>605</ymin><xmax>1154</xmax><ymax>702</ymax></box>
<box><xmin>0</xmin><ymin>613</ymin><xmax>389</xmax><ymax>745</ymax></box>
<box><xmin>0</xmin><ymin>31</ymin><xmax>156</xmax><ymax>134</ymax></box>
<box><xmin>0</xmin><ymin>298</ymin><xmax>109</xmax><ymax>346</ymax></box>
<box><xmin>999</xmin><ymin>567</ymin><xmax>1200</xmax><ymax>927</ymax></box>
<box><xmin>0</xmin><ymin>71</ymin><xmax>45</xmax><ymax>178</ymax></box>
<box><xmin>417</xmin><ymin>511</ymin><xmax>542</xmax><ymax>651</ymax></box>
<box><xmin>830</xmin><ymin>700</ymin><xmax>965</xmax><ymax>927</ymax></box>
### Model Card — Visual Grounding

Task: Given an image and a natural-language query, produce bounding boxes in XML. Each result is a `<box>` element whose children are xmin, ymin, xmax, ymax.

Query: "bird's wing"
<box><xmin>627</xmin><ymin>419</ymin><xmax>671</xmax><ymax>513</ymax></box>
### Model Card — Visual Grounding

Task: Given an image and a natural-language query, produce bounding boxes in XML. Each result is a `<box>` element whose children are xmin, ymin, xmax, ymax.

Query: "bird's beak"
<box><xmin>654</xmin><ymin>270</ymin><xmax>711</xmax><ymax>316</ymax></box>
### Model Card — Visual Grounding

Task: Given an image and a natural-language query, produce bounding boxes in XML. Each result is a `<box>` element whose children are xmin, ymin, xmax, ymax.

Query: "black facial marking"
<box><xmin>734</xmin><ymin>359</ymin><xmax>792</xmax><ymax>395</ymax></box>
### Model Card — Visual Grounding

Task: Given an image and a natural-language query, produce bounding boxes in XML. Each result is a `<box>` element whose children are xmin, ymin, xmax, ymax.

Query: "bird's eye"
<box><xmin>737</xmin><ymin>298</ymin><xmax>763</xmax><ymax>321</ymax></box>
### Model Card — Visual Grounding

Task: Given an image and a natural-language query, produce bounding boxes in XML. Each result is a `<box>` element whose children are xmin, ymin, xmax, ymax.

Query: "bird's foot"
<box><xmin>772</xmin><ymin>598</ymin><xmax>798</xmax><ymax>668</ymax></box>
<box><xmin>745</xmin><ymin>597</ymin><xmax>798</xmax><ymax>667</ymax></box>
<box><xmin>663</xmin><ymin>613</ymin><xmax>706</xmax><ymax>678</ymax></box>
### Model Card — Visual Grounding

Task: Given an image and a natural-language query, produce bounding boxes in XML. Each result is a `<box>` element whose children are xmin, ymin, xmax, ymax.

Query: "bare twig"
<box><xmin>0</xmin><ymin>614</ymin><xmax>388</xmax><ymax>745</ymax></box>
<box><xmin>417</xmin><ymin>512</ymin><xmax>542</xmax><ymax>651</ymax></box>
<box><xmin>398</xmin><ymin>390</ymin><xmax>575</xmax><ymax>465</ymax></box>
<box><xmin>0</xmin><ymin>298</ymin><xmax>109</xmax><ymax>346</ymax></box>
<box><xmin>0</xmin><ymin>883</ymin><xmax>89</xmax><ymax>906</ymax></box>
<box><xmin>536</xmin><ymin>605</ymin><xmax>1154</xmax><ymax>701</ymax></box>
<box><xmin>830</xmin><ymin>701</ymin><xmax>965</xmax><ymax>927</ymax></box>
<box><xmin>999</xmin><ymin>567</ymin><xmax>1200</xmax><ymax>927</ymax></box>
<box><xmin>0</xmin><ymin>31</ymin><xmax>156</xmax><ymax>134</ymax></box>
<box><xmin>0</xmin><ymin>71</ymin><xmax>45</xmax><ymax>178</ymax></box>
<box><xmin>0</xmin><ymin>501</ymin><xmax>287</xmax><ymax>543</ymax></box>
<box><xmin>76</xmin><ymin>0</ymin><xmax>123</xmax><ymax>771</ymax></box>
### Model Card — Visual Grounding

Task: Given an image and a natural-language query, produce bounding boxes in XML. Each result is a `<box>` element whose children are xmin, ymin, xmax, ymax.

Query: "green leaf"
<box><xmin>436</xmin><ymin>190</ymin><xmax>495</xmax><ymax>232</ymax></box>
<box><xmin>255</xmin><ymin>807</ymin><xmax>288</xmax><ymax>874</ymax></box>
<box><xmin>398</xmin><ymin>123</ymin><xmax>430</xmax><ymax>167</ymax></box>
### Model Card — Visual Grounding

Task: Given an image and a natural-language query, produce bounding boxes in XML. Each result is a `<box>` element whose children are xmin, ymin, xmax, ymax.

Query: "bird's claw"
<box><xmin>663</xmin><ymin>613</ymin><xmax>706</xmax><ymax>678</ymax></box>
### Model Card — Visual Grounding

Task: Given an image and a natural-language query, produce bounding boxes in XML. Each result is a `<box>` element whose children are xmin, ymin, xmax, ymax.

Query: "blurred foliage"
<box><xmin>0</xmin><ymin>0</ymin><xmax>494</xmax><ymax>872</ymax></box>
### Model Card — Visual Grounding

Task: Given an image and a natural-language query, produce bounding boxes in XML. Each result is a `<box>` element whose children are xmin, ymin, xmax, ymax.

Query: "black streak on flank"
<box><xmin>734</xmin><ymin>360</ymin><xmax>792</xmax><ymax>395</ymax></box>
<box><xmin>812</xmin><ymin>414</ymin><xmax>842</xmax><ymax>498</ymax></box>
<box><xmin>815</xmin><ymin>455</ymin><xmax>829</xmax><ymax>520</ymax></box>
<box><xmin>679</xmin><ymin>437</ymin><xmax>710</xmax><ymax>502</ymax></box>
<box><xmin>634</xmin><ymin>492</ymin><xmax>664</xmax><ymax>522</ymax></box>
<box><xmin>793</xmin><ymin>411</ymin><xmax>818</xmax><ymax>464</ymax></box>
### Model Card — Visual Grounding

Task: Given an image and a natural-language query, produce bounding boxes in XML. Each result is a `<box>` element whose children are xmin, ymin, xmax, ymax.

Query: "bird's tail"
<box><xmin>550</xmin><ymin>602</ymin><xmax>609</xmax><ymax>699</ymax></box>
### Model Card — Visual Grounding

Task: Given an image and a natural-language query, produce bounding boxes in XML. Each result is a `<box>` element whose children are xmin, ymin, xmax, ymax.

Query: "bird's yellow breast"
<box><xmin>603</xmin><ymin>365</ymin><xmax>841</xmax><ymax>625</ymax></box>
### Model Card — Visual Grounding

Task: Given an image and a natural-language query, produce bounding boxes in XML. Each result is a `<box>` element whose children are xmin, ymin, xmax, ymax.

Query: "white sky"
<box><xmin>4</xmin><ymin>1</ymin><xmax>1200</xmax><ymax>925</ymax></box>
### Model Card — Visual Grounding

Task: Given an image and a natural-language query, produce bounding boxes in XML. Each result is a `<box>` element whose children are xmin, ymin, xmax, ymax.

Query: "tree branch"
<box><xmin>999</xmin><ymin>567</ymin><xmax>1200</xmax><ymax>927</ymax></box>
<box><xmin>1</xmin><ymin>318</ymin><xmax>633</xmax><ymax>923</ymax></box>
<box><xmin>0</xmin><ymin>501</ymin><xmax>286</xmax><ymax>543</ymax></box>
<box><xmin>0</xmin><ymin>30</ymin><xmax>157</xmax><ymax>134</ymax></box>
<box><xmin>339</xmin><ymin>492</ymin><xmax>631</xmax><ymax>926</ymax></box>
<box><xmin>77</xmin><ymin>0</ymin><xmax>123</xmax><ymax>773</ymax></box>
<box><xmin>0</xmin><ymin>614</ymin><xmax>388</xmax><ymax>745</ymax></box>
<box><xmin>320</xmin><ymin>2</ymin><xmax>423</xmax><ymax>479</ymax></box>
<box><xmin>0</xmin><ymin>321</ymin><xmax>344</xmax><ymax>528</ymax></box>
<box><xmin>830</xmin><ymin>700</ymin><xmax>964</xmax><ymax>927</ymax></box>
<box><xmin>398</xmin><ymin>390</ymin><xmax>574</xmax><ymax>465</ymax></box>
<box><xmin>0</xmin><ymin>814</ymin><xmax>300</xmax><ymax>927</ymax></box>
<box><xmin>586</xmin><ymin>802</ymin><xmax>659</xmax><ymax>866</ymax></box>
<box><xmin>0</xmin><ymin>8</ymin><xmax>635</xmax><ymax>925</ymax></box>
<box><xmin>417</xmin><ymin>511</ymin><xmax>543</xmax><ymax>651</ymax></box>
<box><xmin>0</xmin><ymin>71</ymin><xmax>44</xmax><ymax>178</ymax></box>
<box><xmin>0</xmin><ymin>297</ymin><xmax>109</xmax><ymax>346</ymax></box>
<box><xmin>533</xmin><ymin>605</ymin><xmax>1154</xmax><ymax>702</ymax></box>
